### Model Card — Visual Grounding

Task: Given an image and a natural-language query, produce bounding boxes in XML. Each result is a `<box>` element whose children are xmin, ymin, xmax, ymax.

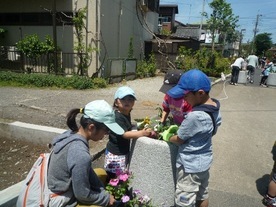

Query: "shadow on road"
<box><xmin>256</xmin><ymin>174</ymin><xmax>270</xmax><ymax>196</ymax></box>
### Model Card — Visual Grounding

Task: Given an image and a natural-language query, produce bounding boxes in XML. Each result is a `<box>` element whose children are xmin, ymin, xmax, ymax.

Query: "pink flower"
<box><xmin>121</xmin><ymin>195</ymin><xmax>130</xmax><ymax>203</ymax></box>
<box><xmin>119</xmin><ymin>173</ymin><xmax>129</xmax><ymax>182</ymax></box>
<box><xmin>109</xmin><ymin>179</ymin><xmax>119</xmax><ymax>186</ymax></box>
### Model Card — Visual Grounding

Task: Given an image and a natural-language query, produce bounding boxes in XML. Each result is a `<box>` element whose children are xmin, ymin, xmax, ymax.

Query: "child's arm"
<box><xmin>169</xmin><ymin>135</ymin><xmax>185</xmax><ymax>145</ymax></box>
<box><xmin>160</xmin><ymin>110</ymin><xmax>169</xmax><ymax>125</ymax></box>
<box><xmin>122</xmin><ymin>128</ymin><xmax>152</xmax><ymax>139</ymax></box>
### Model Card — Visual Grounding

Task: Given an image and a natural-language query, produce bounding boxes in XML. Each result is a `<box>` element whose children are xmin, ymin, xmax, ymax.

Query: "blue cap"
<box><xmin>167</xmin><ymin>69</ymin><xmax>211</xmax><ymax>98</ymax></box>
<box><xmin>114</xmin><ymin>86</ymin><xmax>137</xmax><ymax>100</ymax></box>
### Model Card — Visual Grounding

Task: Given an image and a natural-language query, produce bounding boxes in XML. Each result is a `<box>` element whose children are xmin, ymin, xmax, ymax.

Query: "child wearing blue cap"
<box><xmin>104</xmin><ymin>86</ymin><xmax>153</xmax><ymax>177</ymax></box>
<box><xmin>165</xmin><ymin>69</ymin><xmax>222</xmax><ymax>207</ymax></box>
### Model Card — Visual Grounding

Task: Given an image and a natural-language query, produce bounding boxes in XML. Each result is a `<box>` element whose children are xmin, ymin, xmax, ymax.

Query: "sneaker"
<box><xmin>234</xmin><ymin>83</ymin><xmax>238</xmax><ymax>86</ymax></box>
<box><xmin>229</xmin><ymin>82</ymin><xmax>234</xmax><ymax>85</ymax></box>
<box><xmin>262</xmin><ymin>195</ymin><xmax>276</xmax><ymax>207</ymax></box>
<box><xmin>250</xmin><ymin>80</ymin><xmax>254</xmax><ymax>83</ymax></box>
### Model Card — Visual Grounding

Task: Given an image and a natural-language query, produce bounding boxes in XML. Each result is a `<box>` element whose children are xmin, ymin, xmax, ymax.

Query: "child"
<box><xmin>260</xmin><ymin>61</ymin><xmax>274</xmax><ymax>87</ymax></box>
<box><xmin>263</xmin><ymin>141</ymin><xmax>276</xmax><ymax>207</ymax></box>
<box><xmin>104</xmin><ymin>86</ymin><xmax>152</xmax><ymax>177</ymax></box>
<box><xmin>46</xmin><ymin>100</ymin><xmax>123</xmax><ymax>206</ymax></box>
<box><xmin>159</xmin><ymin>69</ymin><xmax>192</xmax><ymax>126</ymax></box>
<box><xmin>164</xmin><ymin>69</ymin><xmax>222</xmax><ymax>207</ymax></box>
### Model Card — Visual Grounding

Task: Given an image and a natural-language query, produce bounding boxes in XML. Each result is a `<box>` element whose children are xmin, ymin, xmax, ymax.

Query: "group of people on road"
<box><xmin>230</xmin><ymin>53</ymin><xmax>276</xmax><ymax>87</ymax></box>
<box><xmin>17</xmin><ymin>68</ymin><xmax>222</xmax><ymax>207</ymax></box>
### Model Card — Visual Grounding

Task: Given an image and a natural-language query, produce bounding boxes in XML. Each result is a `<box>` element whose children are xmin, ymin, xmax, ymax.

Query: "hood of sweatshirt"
<box><xmin>192</xmin><ymin>98</ymin><xmax>220</xmax><ymax>113</ymax></box>
<box><xmin>51</xmin><ymin>130</ymin><xmax>88</xmax><ymax>153</ymax></box>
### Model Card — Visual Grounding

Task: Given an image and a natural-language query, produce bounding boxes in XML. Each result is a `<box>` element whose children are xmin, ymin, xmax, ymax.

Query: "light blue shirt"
<box><xmin>176</xmin><ymin>110</ymin><xmax>222</xmax><ymax>173</ymax></box>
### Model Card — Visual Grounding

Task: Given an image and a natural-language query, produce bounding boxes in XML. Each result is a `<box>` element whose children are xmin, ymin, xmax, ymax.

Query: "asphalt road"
<box><xmin>209</xmin><ymin>68</ymin><xmax>276</xmax><ymax>207</ymax></box>
<box><xmin>0</xmin><ymin>69</ymin><xmax>276</xmax><ymax>206</ymax></box>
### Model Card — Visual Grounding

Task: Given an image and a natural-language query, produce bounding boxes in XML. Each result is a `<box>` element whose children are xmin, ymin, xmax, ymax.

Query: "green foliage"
<box><xmin>204</xmin><ymin>0</ymin><xmax>239</xmax><ymax>51</ymax></box>
<box><xmin>136</xmin><ymin>53</ymin><xmax>157</xmax><ymax>78</ymax></box>
<box><xmin>254</xmin><ymin>33</ymin><xmax>273</xmax><ymax>56</ymax></box>
<box><xmin>16</xmin><ymin>34</ymin><xmax>55</xmax><ymax>72</ymax></box>
<box><xmin>0</xmin><ymin>71</ymin><xmax>107</xmax><ymax>89</ymax></box>
<box><xmin>16</xmin><ymin>34</ymin><xmax>54</xmax><ymax>59</ymax></box>
<box><xmin>73</xmin><ymin>7</ymin><xmax>97</xmax><ymax>76</ymax></box>
<box><xmin>176</xmin><ymin>46</ymin><xmax>231</xmax><ymax>77</ymax></box>
<box><xmin>159</xmin><ymin>28</ymin><xmax>172</xmax><ymax>36</ymax></box>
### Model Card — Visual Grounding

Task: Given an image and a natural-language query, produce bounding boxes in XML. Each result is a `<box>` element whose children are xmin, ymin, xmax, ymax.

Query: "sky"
<box><xmin>160</xmin><ymin>0</ymin><xmax>276</xmax><ymax>44</ymax></box>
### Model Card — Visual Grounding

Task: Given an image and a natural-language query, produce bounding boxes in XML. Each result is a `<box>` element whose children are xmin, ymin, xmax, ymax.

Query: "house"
<box><xmin>153</xmin><ymin>4</ymin><xmax>200</xmax><ymax>71</ymax></box>
<box><xmin>0</xmin><ymin>0</ymin><xmax>160</xmax><ymax>79</ymax></box>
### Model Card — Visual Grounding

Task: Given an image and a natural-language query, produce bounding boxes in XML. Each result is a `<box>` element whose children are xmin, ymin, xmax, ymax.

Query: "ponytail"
<box><xmin>66</xmin><ymin>108</ymin><xmax>82</xmax><ymax>132</ymax></box>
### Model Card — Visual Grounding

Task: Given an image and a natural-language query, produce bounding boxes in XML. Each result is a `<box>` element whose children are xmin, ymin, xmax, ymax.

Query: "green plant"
<box><xmin>136</xmin><ymin>53</ymin><xmax>157</xmax><ymax>78</ymax></box>
<box><xmin>176</xmin><ymin>46</ymin><xmax>231</xmax><ymax>77</ymax></box>
<box><xmin>106</xmin><ymin>171</ymin><xmax>154</xmax><ymax>207</ymax></box>
<box><xmin>16</xmin><ymin>34</ymin><xmax>55</xmax><ymax>73</ymax></box>
<box><xmin>0</xmin><ymin>71</ymin><xmax>107</xmax><ymax>89</ymax></box>
<box><xmin>73</xmin><ymin>7</ymin><xmax>98</xmax><ymax>76</ymax></box>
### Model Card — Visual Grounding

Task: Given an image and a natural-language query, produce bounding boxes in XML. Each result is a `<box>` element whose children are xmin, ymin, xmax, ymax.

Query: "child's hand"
<box><xmin>143</xmin><ymin>127</ymin><xmax>152</xmax><ymax>136</ymax></box>
<box><xmin>162</xmin><ymin>125</ymin><xmax>178</xmax><ymax>142</ymax></box>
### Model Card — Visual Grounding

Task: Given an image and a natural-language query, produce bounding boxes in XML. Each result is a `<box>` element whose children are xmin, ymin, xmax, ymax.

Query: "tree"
<box><xmin>254</xmin><ymin>33</ymin><xmax>272</xmax><ymax>57</ymax></box>
<box><xmin>204</xmin><ymin>0</ymin><xmax>239</xmax><ymax>51</ymax></box>
<box><xmin>16</xmin><ymin>34</ymin><xmax>55</xmax><ymax>72</ymax></box>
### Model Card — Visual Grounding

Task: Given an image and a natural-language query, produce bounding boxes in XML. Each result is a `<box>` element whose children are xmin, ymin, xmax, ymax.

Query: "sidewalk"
<box><xmin>0</xmin><ymin>70</ymin><xmax>276</xmax><ymax>206</ymax></box>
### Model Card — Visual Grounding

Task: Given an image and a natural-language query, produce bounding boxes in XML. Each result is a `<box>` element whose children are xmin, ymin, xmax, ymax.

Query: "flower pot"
<box><xmin>267</xmin><ymin>73</ymin><xmax>276</xmax><ymax>87</ymax></box>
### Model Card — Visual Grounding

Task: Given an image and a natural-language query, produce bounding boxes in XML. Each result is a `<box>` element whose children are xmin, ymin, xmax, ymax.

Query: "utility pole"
<box><xmin>239</xmin><ymin>29</ymin><xmax>246</xmax><ymax>56</ymax></box>
<box><xmin>251</xmin><ymin>14</ymin><xmax>262</xmax><ymax>54</ymax></box>
<box><xmin>52</xmin><ymin>0</ymin><xmax>58</xmax><ymax>74</ymax></box>
<box><xmin>199</xmin><ymin>0</ymin><xmax>205</xmax><ymax>41</ymax></box>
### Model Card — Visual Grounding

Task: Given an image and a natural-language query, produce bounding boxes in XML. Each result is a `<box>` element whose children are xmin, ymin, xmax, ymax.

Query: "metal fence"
<box><xmin>0</xmin><ymin>46</ymin><xmax>86</xmax><ymax>75</ymax></box>
<box><xmin>0</xmin><ymin>47</ymin><xmax>138</xmax><ymax>83</ymax></box>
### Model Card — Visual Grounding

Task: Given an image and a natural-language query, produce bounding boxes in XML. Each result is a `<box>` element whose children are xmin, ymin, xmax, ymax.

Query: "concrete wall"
<box><xmin>0</xmin><ymin>119</ymin><xmax>66</xmax><ymax>145</ymax></box>
<box><xmin>129</xmin><ymin>137</ymin><xmax>178</xmax><ymax>207</ymax></box>
<box><xmin>1</xmin><ymin>0</ymin><xmax>159</xmax><ymax>77</ymax></box>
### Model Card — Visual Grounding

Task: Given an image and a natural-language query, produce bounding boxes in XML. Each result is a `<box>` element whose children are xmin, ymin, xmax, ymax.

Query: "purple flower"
<box><xmin>109</xmin><ymin>179</ymin><xmax>119</xmax><ymax>186</ymax></box>
<box><xmin>121</xmin><ymin>195</ymin><xmax>130</xmax><ymax>203</ymax></box>
<box><xmin>115</xmin><ymin>169</ymin><xmax>123</xmax><ymax>176</ymax></box>
<box><xmin>133</xmin><ymin>189</ymin><xmax>142</xmax><ymax>195</ymax></box>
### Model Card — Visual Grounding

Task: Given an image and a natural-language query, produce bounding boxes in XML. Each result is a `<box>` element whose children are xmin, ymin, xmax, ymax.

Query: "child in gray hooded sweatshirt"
<box><xmin>47</xmin><ymin>100</ymin><xmax>124</xmax><ymax>207</ymax></box>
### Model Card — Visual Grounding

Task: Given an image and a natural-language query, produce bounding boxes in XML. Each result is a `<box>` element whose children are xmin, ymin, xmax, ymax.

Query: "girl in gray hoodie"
<box><xmin>47</xmin><ymin>100</ymin><xmax>124</xmax><ymax>206</ymax></box>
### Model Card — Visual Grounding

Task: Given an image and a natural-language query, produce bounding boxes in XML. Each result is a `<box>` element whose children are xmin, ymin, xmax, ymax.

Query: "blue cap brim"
<box><xmin>167</xmin><ymin>85</ymin><xmax>186</xmax><ymax>98</ymax></box>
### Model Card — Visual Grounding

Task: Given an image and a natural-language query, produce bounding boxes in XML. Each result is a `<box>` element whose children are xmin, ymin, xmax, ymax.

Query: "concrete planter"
<box><xmin>129</xmin><ymin>137</ymin><xmax>178</xmax><ymax>207</ymax></box>
<box><xmin>238</xmin><ymin>70</ymin><xmax>248</xmax><ymax>84</ymax></box>
<box><xmin>267</xmin><ymin>73</ymin><xmax>276</xmax><ymax>87</ymax></box>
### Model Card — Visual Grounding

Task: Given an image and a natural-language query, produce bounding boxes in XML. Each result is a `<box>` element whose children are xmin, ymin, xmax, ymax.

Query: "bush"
<box><xmin>0</xmin><ymin>71</ymin><xmax>107</xmax><ymax>90</ymax></box>
<box><xmin>176</xmin><ymin>46</ymin><xmax>231</xmax><ymax>77</ymax></box>
<box><xmin>136</xmin><ymin>53</ymin><xmax>157</xmax><ymax>78</ymax></box>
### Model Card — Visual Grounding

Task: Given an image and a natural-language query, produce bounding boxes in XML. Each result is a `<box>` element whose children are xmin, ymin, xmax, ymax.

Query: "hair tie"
<box><xmin>80</xmin><ymin>108</ymin><xmax>84</xmax><ymax>114</ymax></box>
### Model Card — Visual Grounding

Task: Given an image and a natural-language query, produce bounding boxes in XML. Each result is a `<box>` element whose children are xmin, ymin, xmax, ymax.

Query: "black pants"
<box><xmin>231</xmin><ymin>66</ymin><xmax>240</xmax><ymax>84</ymax></box>
<box><xmin>247</xmin><ymin>65</ymin><xmax>255</xmax><ymax>82</ymax></box>
<box><xmin>260</xmin><ymin>75</ymin><xmax>268</xmax><ymax>85</ymax></box>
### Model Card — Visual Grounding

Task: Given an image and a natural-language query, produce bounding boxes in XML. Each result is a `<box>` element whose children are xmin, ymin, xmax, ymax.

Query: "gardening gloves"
<box><xmin>162</xmin><ymin>125</ymin><xmax>178</xmax><ymax>142</ymax></box>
